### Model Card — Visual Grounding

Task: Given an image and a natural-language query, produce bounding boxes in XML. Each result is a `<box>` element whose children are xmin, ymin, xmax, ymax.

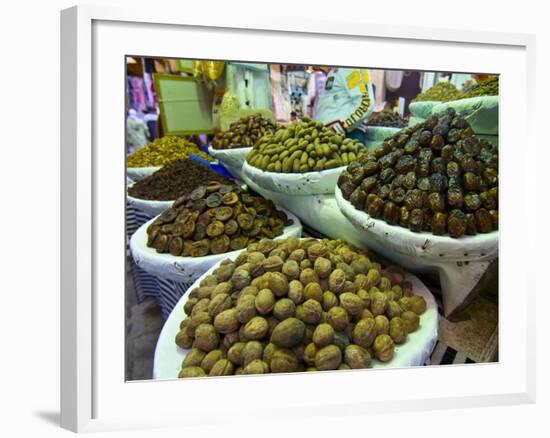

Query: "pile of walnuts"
<box><xmin>175</xmin><ymin>237</ymin><xmax>427</xmax><ymax>377</ymax></box>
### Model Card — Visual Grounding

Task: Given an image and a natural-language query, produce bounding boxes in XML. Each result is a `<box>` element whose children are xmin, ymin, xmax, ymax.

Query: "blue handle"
<box><xmin>188</xmin><ymin>154</ymin><xmax>234</xmax><ymax>180</ymax></box>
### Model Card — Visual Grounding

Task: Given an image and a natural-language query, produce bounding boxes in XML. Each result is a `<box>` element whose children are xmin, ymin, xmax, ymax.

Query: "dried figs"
<box><xmin>146</xmin><ymin>183</ymin><xmax>292</xmax><ymax>257</ymax></box>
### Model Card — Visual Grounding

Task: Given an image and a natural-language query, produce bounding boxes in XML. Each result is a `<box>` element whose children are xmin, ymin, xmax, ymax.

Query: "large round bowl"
<box><xmin>242</xmin><ymin>160</ymin><xmax>347</xmax><ymax>196</ymax></box>
<box><xmin>153</xmin><ymin>255</ymin><xmax>439</xmax><ymax>380</ymax></box>
<box><xmin>334</xmin><ymin>186</ymin><xmax>498</xmax><ymax>262</ymax></box>
<box><xmin>207</xmin><ymin>145</ymin><xmax>252</xmax><ymax>180</ymax></box>
<box><xmin>408</xmin><ymin>100</ymin><xmax>441</xmax><ymax>120</ymax></box>
<box><xmin>126</xmin><ymin>166</ymin><xmax>161</xmax><ymax>182</ymax></box>
<box><xmin>130</xmin><ymin>209</ymin><xmax>302</xmax><ymax>283</ymax></box>
<box><xmin>126</xmin><ymin>189</ymin><xmax>173</xmax><ymax>217</ymax></box>
<box><xmin>365</xmin><ymin>126</ymin><xmax>401</xmax><ymax>142</ymax></box>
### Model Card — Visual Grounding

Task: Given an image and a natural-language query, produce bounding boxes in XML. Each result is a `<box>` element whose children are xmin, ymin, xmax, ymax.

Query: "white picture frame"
<box><xmin>60</xmin><ymin>4</ymin><xmax>536</xmax><ymax>433</ymax></box>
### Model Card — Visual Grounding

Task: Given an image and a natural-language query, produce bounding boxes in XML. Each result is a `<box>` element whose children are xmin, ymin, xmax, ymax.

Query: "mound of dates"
<box><xmin>338</xmin><ymin>108</ymin><xmax>498</xmax><ymax>238</ymax></box>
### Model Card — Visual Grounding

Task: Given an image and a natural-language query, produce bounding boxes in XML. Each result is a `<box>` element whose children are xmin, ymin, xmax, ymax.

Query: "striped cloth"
<box><xmin>428</xmin><ymin>341</ymin><xmax>476</xmax><ymax>365</ymax></box>
<box><xmin>127</xmin><ymin>201</ymin><xmax>198</xmax><ymax>319</ymax></box>
<box><xmin>427</xmin><ymin>290</ymin><xmax>477</xmax><ymax>365</ymax></box>
<box><xmin>127</xmin><ymin>203</ymin><xmax>160</xmax><ymax>303</ymax></box>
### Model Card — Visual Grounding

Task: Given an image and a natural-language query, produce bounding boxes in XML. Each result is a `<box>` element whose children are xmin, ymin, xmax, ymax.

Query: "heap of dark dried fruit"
<box><xmin>338</xmin><ymin>108</ymin><xmax>498</xmax><ymax>238</ymax></box>
<box><xmin>211</xmin><ymin>114</ymin><xmax>278</xmax><ymax>150</ymax></box>
<box><xmin>128</xmin><ymin>158</ymin><xmax>230</xmax><ymax>201</ymax></box>
<box><xmin>175</xmin><ymin>237</ymin><xmax>427</xmax><ymax>378</ymax></box>
<box><xmin>146</xmin><ymin>183</ymin><xmax>293</xmax><ymax>257</ymax></box>
<box><xmin>366</xmin><ymin>109</ymin><xmax>408</xmax><ymax>128</ymax></box>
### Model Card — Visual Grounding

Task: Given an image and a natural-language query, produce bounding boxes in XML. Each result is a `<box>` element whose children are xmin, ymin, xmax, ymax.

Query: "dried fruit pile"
<box><xmin>367</xmin><ymin>109</ymin><xmax>408</xmax><ymax>128</ymax></box>
<box><xmin>463</xmin><ymin>76</ymin><xmax>499</xmax><ymax>98</ymax></box>
<box><xmin>128</xmin><ymin>158</ymin><xmax>231</xmax><ymax>201</ymax></box>
<box><xmin>412</xmin><ymin>82</ymin><xmax>465</xmax><ymax>103</ymax></box>
<box><xmin>337</xmin><ymin>108</ymin><xmax>498</xmax><ymax>238</ymax></box>
<box><xmin>175</xmin><ymin>237</ymin><xmax>427</xmax><ymax>377</ymax></box>
<box><xmin>246</xmin><ymin>118</ymin><xmax>366</xmax><ymax>173</ymax></box>
<box><xmin>127</xmin><ymin>136</ymin><xmax>213</xmax><ymax>167</ymax></box>
<box><xmin>146</xmin><ymin>183</ymin><xmax>292</xmax><ymax>257</ymax></box>
<box><xmin>211</xmin><ymin>114</ymin><xmax>278</xmax><ymax>150</ymax></box>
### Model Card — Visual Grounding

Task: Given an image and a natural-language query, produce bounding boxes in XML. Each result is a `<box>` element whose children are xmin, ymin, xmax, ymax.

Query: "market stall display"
<box><xmin>367</xmin><ymin>109</ymin><xmax>409</xmax><ymax>128</ymax></box>
<box><xmin>247</xmin><ymin>118</ymin><xmax>366</xmax><ymax>173</ymax></box>
<box><xmin>462</xmin><ymin>76</ymin><xmax>499</xmax><ymax>98</ymax></box>
<box><xmin>412</xmin><ymin>82</ymin><xmax>465</xmax><ymax>103</ymax></box>
<box><xmin>144</xmin><ymin>183</ymin><xmax>294</xmax><ymax>256</ymax></box>
<box><xmin>409</xmin><ymin>77</ymin><xmax>499</xmax><ymax>135</ymax></box>
<box><xmin>128</xmin><ymin>156</ymin><xmax>229</xmax><ymax>197</ymax></box>
<box><xmin>408</xmin><ymin>83</ymin><xmax>464</xmax><ymax>127</ymax></box>
<box><xmin>207</xmin><ymin>145</ymin><xmax>251</xmax><ymax>180</ymax></box>
<box><xmin>127</xmin><ymin>136</ymin><xmax>213</xmax><ymax>180</ymax></box>
<box><xmin>337</xmin><ymin>108</ymin><xmax>498</xmax><ymax>238</ymax></box>
<box><xmin>431</xmin><ymin>96</ymin><xmax>499</xmax><ymax>136</ymax></box>
<box><xmin>245</xmin><ymin>177</ymin><xmax>494</xmax><ymax>317</ymax></box>
<box><xmin>211</xmin><ymin>114</ymin><xmax>278</xmax><ymax>150</ymax></box>
<box><xmin>152</xmin><ymin>237</ymin><xmax>438</xmax><ymax>379</ymax></box>
<box><xmin>124</xmin><ymin>62</ymin><xmax>500</xmax><ymax>382</ymax></box>
<box><xmin>242</xmin><ymin>118</ymin><xmax>366</xmax><ymax>195</ymax></box>
<box><xmin>127</xmin><ymin>158</ymin><xmax>233</xmax><ymax>216</ymax></box>
<box><xmin>130</xmin><ymin>208</ymin><xmax>301</xmax><ymax>283</ymax></box>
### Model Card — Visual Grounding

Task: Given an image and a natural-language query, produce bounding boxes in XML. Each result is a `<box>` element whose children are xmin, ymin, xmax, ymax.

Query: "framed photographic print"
<box><xmin>61</xmin><ymin>4</ymin><xmax>535</xmax><ymax>433</ymax></box>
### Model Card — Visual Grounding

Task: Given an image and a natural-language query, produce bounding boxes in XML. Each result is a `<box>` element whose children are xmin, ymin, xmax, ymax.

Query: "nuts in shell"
<box><xmin>339</xmin><ymin>292</ymin><xmax>365</xmax><ymax>317</ymax></box>
<box><xmin>352</xmin><ymin>318</ymin><xmax>377</xmax><ymax>348</ymax></box>
<box><xmin>373</xmin><ymin>334</ymin><xmax>395</xmax><ymax>362</ymax></box>
<box><xmin>209</xmin><ymin>359</ymin><xmax>234</xmax><ymax>376</ymax></box>
<box><xmin>322</xmin><ymin>291</ymin><xmax>339</xmax><ymax>311</ymax></box>
<box><xmin>208</xmin><ymin>293</ymin><xmax>232</xmax><ymax>317</ymax></box>
<box><xmin>242</xmin><ymin>340</ymin><xmax>264</xmax><ymax>366</ymax></box>
<box><xmin>213</xmin><ymin>309</ymin><xmax>240</xmax><ymax>334</ymax></box>
<box><xmin>401</xmin><ymin>310</ymin><xmax>420</xmax><ymax>333</ymax></box>
<box><xmin>227</xmin><ymin>342</ymin><xmax>246</xmax><ymax>366</ymax></box>
<box><xmin>287</xmin><ymin>280</ymin><xmax>304</xmax><ymax>305</ymax></box>
<box><xmin>327</xmin><ymin>306</ymin><xmax>350</xmax><ymax>332</ymax></box>
<box><xmin>255</xmin><ymin>289</ymin><xmax>276</xmax><ymax>315</ymax></box>
<box><xmin>314</xmin><ymin>257</ymin><xmax>332</xmax><ymax>278</ymax></box>
<box><xmin>270</xmin><ymin>317</ymin><xmax>306</xmax><ymax>348</ymax></box>
<box><xmin>303</xmin><ymin>282</ymin><xmax>323</xmax><ymax>302</ymax></box>
<box><xmin>193</xmin><ymin>324</ymin><xmax>220</xmax><ymax>352</ymax></box>
<box><xmin>344</xmin><ymin>344</ymin><xmax>371</xmax><ymax>369</ymax></box>
<box><xmin>328</xmin><ymin>269</ymin><xmax>347</xmax><ymax>293</ymax></box>
<box><xmin>300</xmin><ymin>299</ymin><xmax>324</xmax><ymax>325</ymax></box>
<box><xmin>374</xmin><ymin>315</ymin><xmax>390</xmax><ymax>335</ymax></box>
<box><xmin>175</xmin><ymin>330</ymin><xmax>193</xmax><ymax>349</ymax></box>
<box><xmin>312</xmin><ymin>323</ymin><xmax>335</xmax><ymax>348</ymax></box>
<box><xmin>389</xmin><ymin>317</ymin><xmax>407</xmax><ymax>344</ymax></box>
<box><xmin>242</xmin><ymin>316</ymin><xmax>269</xmax><ymax>340</ymax></box>
<box><xmin>181</xmin><ymin>348</ymin><xmax>206</xmax><ymax>368</ymax></box>
<box><xmin>267</xmin><ymin>272</ymin><xmax>289</xmax><ymax>297</ymax></box>
<box><xmin>200</xmin><ymin>349</ymin><xmax>225</xmax><ymax>373</ymax></box>
<box><xmin>270</xmin><ymin>348</ymin><xmax>299</xmax><ymax>373</ymax></box>
<box><xmin>235</xmin><ymin>294</ymin><xmax>257</xmax><ymax>323</ymax></box>
<box><xmin>314</xmin><ymin>345</ymin><xmax>342</xmax><ymax>371</ymax></box>
<box><xmin>178</xmin><ymin>366</ymin><xmax>207</xmax><ymax>378</ymax></box>
<box><xmin>243</xmin><ymin>359</ymin><xmax>269</xmax><ymax>375</ymax></box>
<box><xmin>273</xmin><ymin>298</ymin><xmax>296</xmax><ymax>320</ymax></box>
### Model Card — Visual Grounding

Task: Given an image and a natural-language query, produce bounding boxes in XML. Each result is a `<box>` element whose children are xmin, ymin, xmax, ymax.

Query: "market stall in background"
<box><xmin>125</xmin><ymin>57</ymin><xmax>499</xmax><ymax>380</ymax></box>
